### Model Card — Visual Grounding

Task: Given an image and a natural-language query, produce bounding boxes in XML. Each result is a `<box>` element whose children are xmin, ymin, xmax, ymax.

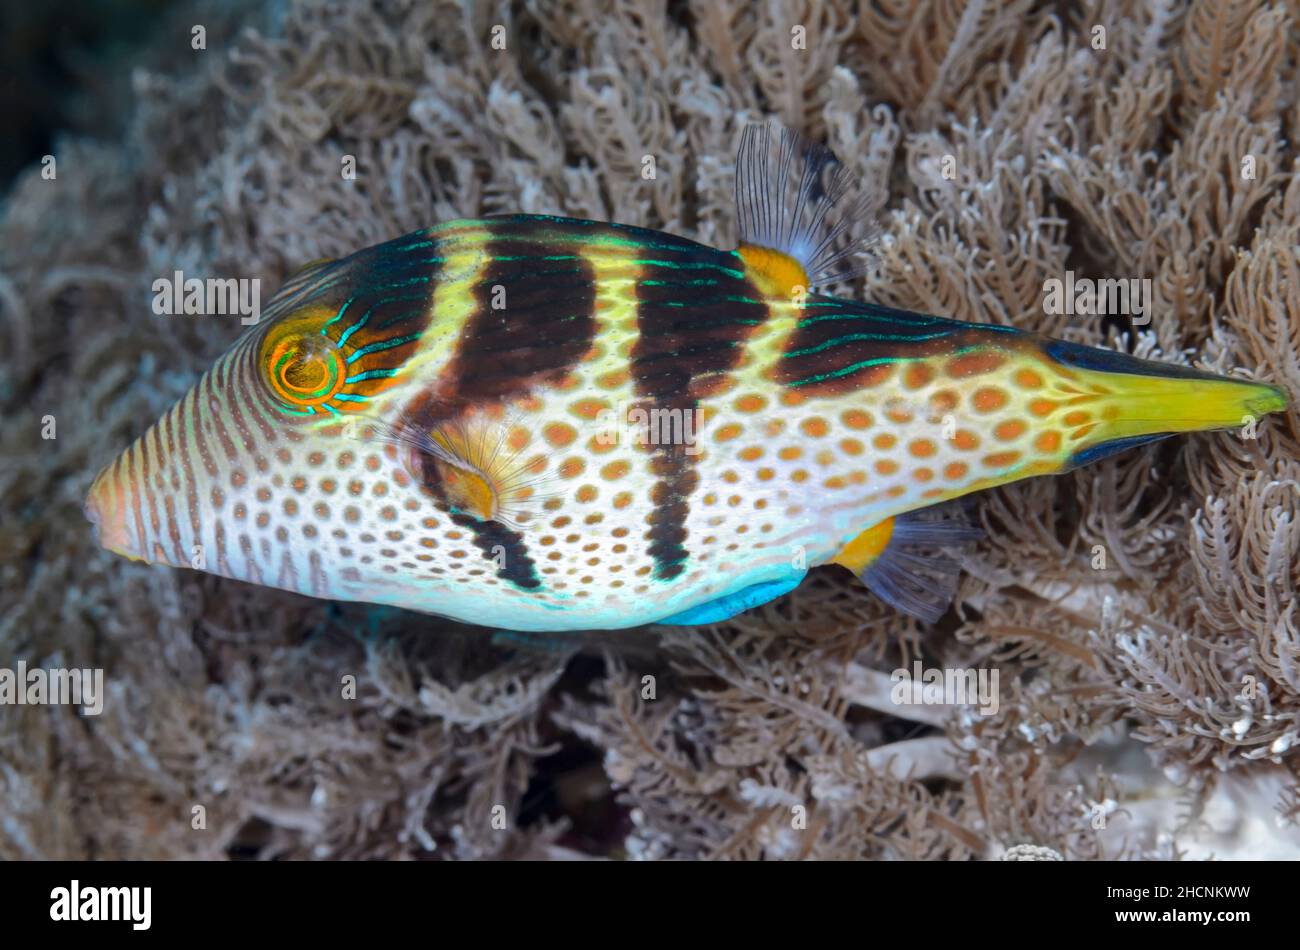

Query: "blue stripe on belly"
<box><xmin>656</xmin><ymin>575</ymin><xmax>805</xmax><ymax>625</ymax></box>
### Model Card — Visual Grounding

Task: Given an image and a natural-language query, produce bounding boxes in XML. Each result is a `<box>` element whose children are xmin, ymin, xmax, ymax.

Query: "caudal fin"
<box><xmin>1041</xmin><ymin>339</ymin><xmax>1288</xmax><ymax>469</ymax></box>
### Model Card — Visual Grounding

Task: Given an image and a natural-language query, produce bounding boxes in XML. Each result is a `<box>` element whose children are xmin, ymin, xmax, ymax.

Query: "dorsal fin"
<box><xmin>734</xmin><ymin>123</ymin><xmax>879</xmax><ymax>287</ymax></box>
<box><xmin>832</xmin><ymin>505</ymin><xmax>982</xmax><ymax>624</ymax></box>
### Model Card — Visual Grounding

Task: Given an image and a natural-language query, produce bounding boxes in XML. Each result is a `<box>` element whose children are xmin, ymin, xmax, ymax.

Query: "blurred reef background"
<box><xmin>2</xmin><ymin>0</ymin><xmax>1300</xmax><ymax>859</ymax></box>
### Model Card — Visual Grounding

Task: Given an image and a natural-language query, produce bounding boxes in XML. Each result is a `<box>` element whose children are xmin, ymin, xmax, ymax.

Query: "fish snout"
<box><xmin>85</xmin><ymin>462</ymin><xmax>140</xmax><ymax>560</ymax></box>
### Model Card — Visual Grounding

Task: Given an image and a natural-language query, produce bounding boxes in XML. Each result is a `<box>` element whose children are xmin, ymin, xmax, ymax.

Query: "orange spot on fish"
<box><xmin>601</xmin><ymin>461</ymin><xmax>630</xmax><ymax>480</ymax></box>
<box><xmin>929</xmin><ymin>390</ymin><xmax>959</xmax><ymax>414</ymax></box>
<box><xmin>876</xmin><ymin>459</ymin><xmax>899</xmax><ymax>475</ymax></box>
<box><xmin>800</xmin><ymin>417</ymin><xmax>829</xmax><ymax>438</ymax></box>
<box><xmin>944</xmin><ymin>462</ymin><xmax>968</xmax><ymax>480</ymax></box>
<box><xmin>1034</xmin><ymin>431</ymin><xmax>1061</xmax><ymax>453</ymax></box>
<box><xmin>947</xmin><ymin>351</ymin><xmax>1006</xmax><ymax>378</ymax></box>
<box><xmin>739</xmin><ymin>446</ymin><xmax>763</xmax><ymax>461</ymax></box>
<box><xmin>984</xmin><ymin>451</ymin><xmax>1021</xmax><ymax>468</ymax></box>
<box><xmin>735</xmin><ymin>393</ymin><xmax>767</xmax><ymax>413</ymax></box>
<box><xmin>507</xmin><ymin>426</ymin><xmax>531</xmax><ymax>451</ymax></box>
<box><xmin>544</xmin><ymin>422</ymin><xmax>577</xmax><ymax>447</ymax></box>
<box><xmin>596</xmin><ymin>369</ymin><xmax>629</xmax><ymax>389</ymax></box>
<box><xmin>1063</xmin><ymin>410</ymin><xmax>1090</xmax><ymax>426</ymax></box>
<box><xmin>909</xmin><ymin>439</ymin><xmax>936</xmax><ymax>458</ymax></box>
<box><xmin>779</xmin><ymin>446</ymin><xmax>803</xmax><ymax>461</ymax></box>
<box><xmin>973</xmin><ymin>387</ymin><xmax>1008</xmax><ymax>412</ymax></box>
<box><xmin>873</xmin><ymin>433</ymin><xmax>897</xmax><ymax>450</ymax></box>
<box><xmin>700</xmin><ymin>375</ymin><xmax>738</xmax><ymax>398</ymax></box>
<box><xmin>842</xmin><ymin>409</ymin><xmax>873</xmax><ymax>429</ymax></box>
<box><xmin>570</xmin><ymin>398</ymin><xmax>608</xmax><ymax>420</ymax></box>
<box><xmin>714</xmin><ymin>423</ymin><xmax>743</xmax><ymax>442</ymax></box>
<box><xmin>1029</xmin><ymin>398</ymin><xmax>1057</xmax><ymax>417</ymax></box>
<box><xmin>995</xmin><ymin>420</ymin><xmax>1027</xmax><ymax>441</ymax></box>
<box><xmin>904</xmin><ymin>363</ymin><xmax>935</xmax><ymax>389</ymax></box>
<box><xmin>1014</xmin><ymin>369</ymin><xmax>1044</xmax><ymax>389</ymax></box>
<box><xmin>840</xmin><ymin>438</ymin><xmax>864</xmax><ymax>455</ymax></box>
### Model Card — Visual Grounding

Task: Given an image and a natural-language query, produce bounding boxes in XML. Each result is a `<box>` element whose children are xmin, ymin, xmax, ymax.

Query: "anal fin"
<box><xmin>833</xmin><ymin>506</ymin><xmax>981</xmax><ymax>624</ymax></box>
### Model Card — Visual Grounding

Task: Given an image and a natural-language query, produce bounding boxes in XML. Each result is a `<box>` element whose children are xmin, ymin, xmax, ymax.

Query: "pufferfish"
<box><xmin>85</xmin><ymin>126</ymin><xmax>1288</xmax><ymax>631</ymax></box>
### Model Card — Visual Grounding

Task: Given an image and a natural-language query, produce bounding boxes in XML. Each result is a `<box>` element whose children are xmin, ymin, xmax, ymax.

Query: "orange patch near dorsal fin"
<box><xmin>733</xmin><ymin>123</ymin><xmax>879</xmax><ymax>286</ymax></box>
<box><xmin>737</xmin><ymin>244</ymin><xmax>812</xmax><ymax>301</ymax></box>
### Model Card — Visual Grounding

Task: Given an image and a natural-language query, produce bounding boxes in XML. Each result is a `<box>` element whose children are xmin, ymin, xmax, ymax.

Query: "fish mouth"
<box><xmin>84</xmin><ymin>465</ymin><xmax>141</xmax><ymax>560</ymax></box>
<box><xmin>1244</xmin><ymin>385</ymin><xmax>1288</xmax><ymax>418</ymax></box>
<box><xmin>83</xmin><ymin>493</ymin><xmax>102</xmax><ymax>542</ymax></box>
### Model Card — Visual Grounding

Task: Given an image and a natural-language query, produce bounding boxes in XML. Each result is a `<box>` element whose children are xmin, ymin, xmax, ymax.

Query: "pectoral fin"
<box><xmin>833</xmin><ymin>507</ymin><xmax>981</xmax><ymax>624</ymax></box>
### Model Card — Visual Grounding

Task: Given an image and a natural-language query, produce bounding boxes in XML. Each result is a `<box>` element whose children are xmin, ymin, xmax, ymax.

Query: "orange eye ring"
<box><xmin>261</xmin><ymin>323</ymin><xmax>346</xmax><ymax>409</ymax></box>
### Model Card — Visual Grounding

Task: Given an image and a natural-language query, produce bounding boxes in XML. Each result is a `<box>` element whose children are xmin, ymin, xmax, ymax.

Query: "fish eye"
<box><xmin>254</xmin><ymin>300</ymin><xmax>422</xmax><ymax>416</ymax></box>
<box><xmin>260</xmin><ymin>318</ymin><xmax>347</xmax><ymax>411</ymax></box>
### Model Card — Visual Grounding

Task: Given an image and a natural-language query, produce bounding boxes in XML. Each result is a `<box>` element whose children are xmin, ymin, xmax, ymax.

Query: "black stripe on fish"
<box><xmin>438</xmin><ymin>225</ymin><xmax>598</xmax><ymax>412</ymax></box>
<box><xmin>1043</xmin><ymin>339</ymin><xmax>1230</xmax><ymax>382</ymax></box>
<box><xmin>630</xmin><ymin>248</ymin><xmax>768</xmax><ymax>581</ymax></box>
<box><xmin>408</xmin><ymin>436</ymin><xmax>543</xmax><ymax>591</ymax></box>
<box><xmin>772</xmin><ymin>297</ymin><xmax>1019</xmax><ymax>395</ymax></box>
<box><xmin>450</xmin><ymin>511</ymin><xmax>543</xmax><ymax>590</ymax></box>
